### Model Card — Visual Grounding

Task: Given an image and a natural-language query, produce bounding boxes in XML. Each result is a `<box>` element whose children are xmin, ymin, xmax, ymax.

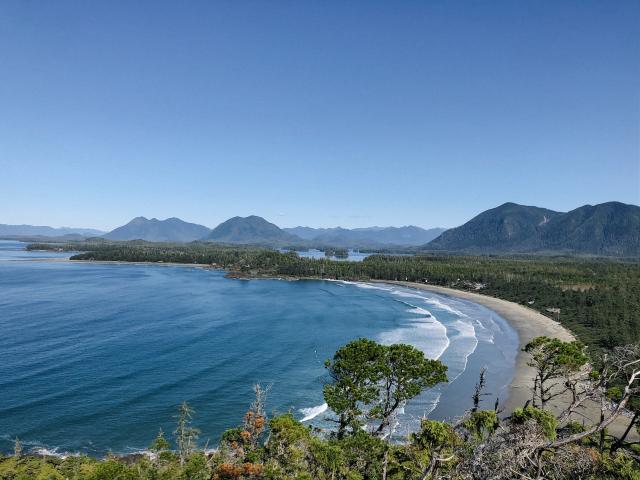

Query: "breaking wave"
<box><xmin>300</xmin><ymin>403</ymin><xmax>329</xmax><ymax>422</ymax></box>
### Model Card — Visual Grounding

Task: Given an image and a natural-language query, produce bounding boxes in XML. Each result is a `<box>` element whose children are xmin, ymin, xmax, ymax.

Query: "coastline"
<box><xmin>378</xmin><ymin>280</ymin><xmax>637</xmax><ymax>439</ymax></box>
<box><xmin>374</xmin><ymin>281</ymin><xmax>573</xmax><ymax>413</ymax></box>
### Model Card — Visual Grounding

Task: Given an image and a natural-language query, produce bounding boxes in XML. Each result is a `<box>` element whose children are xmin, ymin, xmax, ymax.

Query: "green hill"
<box><xmin>206</xmin><ymin>215</ymin><xmax>302</xmax><ymax>246</ymax></box>
<box><xmin>427</xmin><ymin>201</ymin><xmax>640</xmax><ymax>256</ymax></box>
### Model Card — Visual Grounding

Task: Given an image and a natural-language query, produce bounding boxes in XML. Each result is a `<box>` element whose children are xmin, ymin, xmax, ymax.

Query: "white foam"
<box><xmin>125</xmin><ymin>448</ymin><xmax>157</xmax><ymax>460</ymax></box>
<box><xmin>300</xmin><ymin>403</ymin><xmax>328</xmax><ymax>422</ymax></box>
<box><xmin>423</xmin><ymin>392</ymin><xmax>442</xmax><ymax>417</ymax></box>
<box><xmin>336</xmin><ymin>282</ymin><xmax>470</xmax><ymax>320</ymax></box>
<box><xmin>452</xmin><ymin>319</ymin><xmax>476</xmax><ymax>338</ymax></box>
<box><xmin>386</xmin><ymin>285</ymin><xmax>469</xmax><ymax>318</ymax></box>
<box><xmin>445</xmin><ymin>320</ymin><xmax>479</xmax><ymax>382</ymax></box>
<box><xmin>423</xmin><ymin>297</ymin><xmax>467</xmax><ymax>317</ymax></box>
<box><xmin>473</xmin><ymin>314</ymin><xmax>500</xmax><ymax>344</ymax></box>
<box><xmin>31</xmin><ymin>447</ymin><xmax>78</xmax><ymax>459</ymax></box>
<box><xmin>406</xmin><ymin>306</ymin><xmax>431</xmax><ymax>317</ymax></box>
<box><xmin>379</xmin><ymin>311</ymin><xmax>450</xmax><ymax>360</ymax></box>
<box><xmin>335</xmin><ymin>280</ymin><xmax>392</xmax><ymax>292</ymax></box>
<box><xmin>391</xmin><ymin>290</ymin><xmax>430</xmax><ymax>300</ymax></box>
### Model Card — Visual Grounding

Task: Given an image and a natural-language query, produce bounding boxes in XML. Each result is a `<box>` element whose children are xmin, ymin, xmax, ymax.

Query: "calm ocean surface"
<box><xmin>0</xmin><ymin>240</ymin><xmax>518</xmax><ymax>456</ymax></box>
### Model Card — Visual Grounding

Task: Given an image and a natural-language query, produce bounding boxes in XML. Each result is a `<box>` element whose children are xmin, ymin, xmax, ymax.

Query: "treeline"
<box><xmin>57</xmin><ymin>241</ymin><xmax>640</xmax><ymax>351</ymax></box>
<box><xmin>2</xmin><ymin>337</ymin><xmax>639</xmax><ymax>479</ymax></box>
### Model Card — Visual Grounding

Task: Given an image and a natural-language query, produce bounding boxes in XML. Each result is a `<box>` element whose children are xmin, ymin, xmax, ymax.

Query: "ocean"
<box><xmin>0</xmin><ymin>240</ymin><xmax>518</xmax><ymax>456</ymax></box>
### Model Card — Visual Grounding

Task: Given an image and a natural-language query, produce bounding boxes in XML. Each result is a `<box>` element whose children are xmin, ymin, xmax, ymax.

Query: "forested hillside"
<box><xmin>205</xmin><ymin>216</ymin><xmax>302</xmax><ymax>246</ymax></box>
<box><xmin>427</xmin><ymin>201</ymin><xmax>640</xmax><ymax>256</ymax></box>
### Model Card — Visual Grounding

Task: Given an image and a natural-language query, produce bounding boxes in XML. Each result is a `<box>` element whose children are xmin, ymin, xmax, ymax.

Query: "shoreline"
<box><xmin>377</xmin><ymin>280</ymin><xmax>637</xmax><ymax>439</ymax></box>
<box><xmin>374</xmin><ymin>281</ymin><xmax>574</xmax><ymax>414</ymax></box>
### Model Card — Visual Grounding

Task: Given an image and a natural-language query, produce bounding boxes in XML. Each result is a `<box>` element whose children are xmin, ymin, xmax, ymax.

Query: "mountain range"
<box><xmin>93</xmin><ymin>216</ymin><xmax>447</xmax><ymax>247</ymax></box>
<box><xmin>0</xmin><ymin>224</ymin><xmax>105</xmax><ymax>237</ymax></box>
<box><xmin>283</xmin><ymin>226</ymin><xmax>446</xmax><ymax>247</ymax></box>
<box><xmin>5</xmin><ymin>201</ymin><xmax>639</xmax><ymax>256</ymax></box>
<box><xmin>427</xmin><ymin>201</ymin><xmax>640</xmax><ymax>256</ymax></box>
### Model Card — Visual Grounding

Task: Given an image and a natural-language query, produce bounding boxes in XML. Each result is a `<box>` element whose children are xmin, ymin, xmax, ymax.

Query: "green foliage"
<box><xmin>220</xmin><ymin>427</ymin><xmax>245</xmax><ymax>445</ymax></box>
<box><xmin>371</xmin><ymin>344</ymin><xmax>448</xmax><ymax>434</ymax></box>
<box><xmin>524</xmin><ymin>336</ymin><xmax>588</xmax><ymax>408</ymax></box>
<box><xmin>149</xmin><ymin>428</ymin><xmax>170</xmax><ymax>454</ymax></box>
<box><xmin>323</xmin><ymin>338</ymin><xmax>386</xmax><ymax>436</ymax></box>
<box><xmin>182</xmin><ymin>452</ymin><xmax>209</xmax><ymax>480</ymax></box>
<box><xmin>90</xmin><ymin>459</ymin><xmax>139</xmax><ymax>480</ymax></box>
<box><xmin>566</xmin><ymin>421</ymin><xmax>587</xmax><ymax>434</ymax></box>
<box><xmin>0</xmin><ymin>387</ymin><xmax>638</xmax><ymax>480</ymax></box>
<box><xmin>596</xmin><ymin>451</ymin><xmax>640</xmax><ymax>480</ymax></box>
<box><xmin>324</xmin><ymin>339</ymin><xmax>447</xmax><ymax>437</ymax></box>
<box><xmin>524</xmin><ymin>336</ymin><xmax>588</xmax><ymax>372</ymax></box>
<box><xmin>512</xmin><ymin>406</ymin><xmax>558</xmax><ymax>440</ymax></box>
<box><xmin>462</xmin><ymin>410</ymin><xmax>499</xmax><ymax>441</ymax></box>
<box><xmin>0</xmin><ymin>456</ymin><xmax>65</xmax><ymax>480</ymax></box>
<box><xmin>608</xmin><ymin>386</ymin><xmax>624</xmax><ymax>401</ymax></box>
<box><xmin>262</xmin><ymin>414</ymin><xmax>314</xmax><ymax>478</ymax></box>
<box><xmin>335</xmin><ymin>431</ymin><xmax>386</xmax><ymax>479</ymax></box>
<box><xmin>411</xmin><ymin>419</ymin><xmax>459</xmax><ymax>451</ymax></box>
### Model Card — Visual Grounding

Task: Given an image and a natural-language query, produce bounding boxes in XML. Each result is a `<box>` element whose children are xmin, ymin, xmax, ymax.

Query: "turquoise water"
<box><xmin>0</xmin><ymin>241</ymin><xmax>518</xmax><ymax>456</ymax></box>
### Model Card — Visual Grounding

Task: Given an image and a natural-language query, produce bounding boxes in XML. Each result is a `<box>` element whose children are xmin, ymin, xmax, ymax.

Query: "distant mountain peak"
<box><xmin>206</xmin><ymin>215</ymin><xmax>302</xmax><ymax>246</ymax></box>
<box><xmin>104</xmin><ymin>217</ymin><xmax>210</xmax><ymax>242</ymax></box>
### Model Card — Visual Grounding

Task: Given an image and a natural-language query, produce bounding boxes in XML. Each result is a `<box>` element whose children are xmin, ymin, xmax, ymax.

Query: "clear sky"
<box><xmin>1</xmin><ymin>1</ymin><xmax>638</xmax><ymax>231</ymax></box>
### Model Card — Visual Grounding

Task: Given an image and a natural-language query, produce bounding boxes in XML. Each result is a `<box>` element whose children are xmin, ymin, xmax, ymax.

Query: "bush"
<box><xmin>512</xmin><ymin>406</ymin><xmax>558</xmax><ymax>440</ymax></box>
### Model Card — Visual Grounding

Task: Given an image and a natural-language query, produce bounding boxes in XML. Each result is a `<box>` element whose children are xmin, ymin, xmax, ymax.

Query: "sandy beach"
<box><xmin>379</xmin><ymin>280</ymin><xmax>637</xmax><ymax>439</ymax></box>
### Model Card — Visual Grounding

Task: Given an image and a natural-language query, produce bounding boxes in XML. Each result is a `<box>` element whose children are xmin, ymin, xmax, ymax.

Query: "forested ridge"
<box><xmin>29</xmin><ymin>240</ymin><xmax>640</xmax><ymax>350</ymax></box>
<box><xmin>427</xmin><ymin>201</ymin><xmax>640</xmax><ymax>256</ymax></box>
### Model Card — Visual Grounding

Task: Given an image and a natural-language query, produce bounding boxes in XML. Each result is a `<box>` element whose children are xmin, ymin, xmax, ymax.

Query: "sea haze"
<box><xmin>0</xmin><ymin>241</ymin><xmax>518</xmax><ymax>456</ymax></box>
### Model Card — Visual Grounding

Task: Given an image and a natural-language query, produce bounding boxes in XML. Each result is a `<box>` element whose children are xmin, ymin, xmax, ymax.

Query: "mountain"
<box><xmin>426</xmin><ymin>201</ymin><xmax>640</xmax><ymax>256</ymax></box>
<box><xmin>427</xmin><ymin>203</ymin><xmax>562</xmax><ymax>252</ymax></box>
<box><xmin>104</xmin><ymin>217</ymin><xmax>210</xmax><ymax>242</ymax></box>
<box><xmin>206</xmin><ymin>216</ymin><xmax>302</xmax><ymax>246</ymax></box>
<box><xmin>539</xmin><ymin>202</ymin><xmax>640</xmax><ymax>256</ymax></box>
<box><xmin>283</xmin><ymin>226</ymin><xmax>446</xmax><ymax>247</ymax></box>
<box><xmin>0</xmin><ymin>224</ymin><xmax>105</xmax><ymax>238</ymax></box>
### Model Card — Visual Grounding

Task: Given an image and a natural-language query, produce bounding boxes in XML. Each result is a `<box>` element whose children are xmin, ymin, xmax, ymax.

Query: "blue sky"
<box><xmin>1</xmin><ymin>1</ymin><xmax>638</xmax><ymax>231</ymax></box>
